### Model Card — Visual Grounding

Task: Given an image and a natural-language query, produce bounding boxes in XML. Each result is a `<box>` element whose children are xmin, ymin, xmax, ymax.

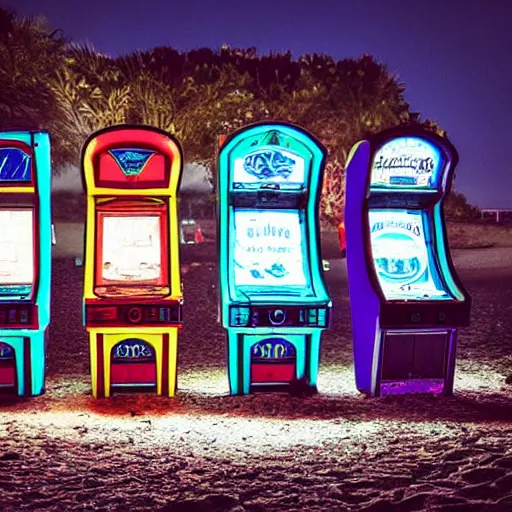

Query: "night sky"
<box><xmin>11</xmin><ymin>0</ymin><xmax>512</xmax><ymax>208</ymax></box>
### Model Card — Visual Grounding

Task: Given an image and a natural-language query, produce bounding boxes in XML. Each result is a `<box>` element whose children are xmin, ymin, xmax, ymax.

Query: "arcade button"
<box><xmin>250</xmin><ymin>311</ymin><xmax>259</xmax><ymax>326</ymax></box>
<box><xmin>127</xmin><ymin>307</ymin><xmax>143</xmax><ymax>324</ymax></box>
<box><xmin>20</xmin><ymin>310</ymin><xmax>29</xmax><ymax>323</ymax></box>
<box><xmin>410</xmin><ymin>312</ymin><xmax>421</xmax><ymax>323</ymax></box>
<box><xmin>159</xmin><ymin>307</ymin><xmax>170</xmax><ymax>322</ymax></box>
<box><xmin>269</xmin><ymin>309</ymin><xmax>286</xmax><ymax>326</ymax></box>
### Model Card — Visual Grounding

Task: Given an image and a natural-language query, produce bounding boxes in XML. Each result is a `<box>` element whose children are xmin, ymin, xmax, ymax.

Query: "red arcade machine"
<box><xmin>81</xmin><ymin>125</ymin><xmax>183</xmax><ymax>398</ymax></box>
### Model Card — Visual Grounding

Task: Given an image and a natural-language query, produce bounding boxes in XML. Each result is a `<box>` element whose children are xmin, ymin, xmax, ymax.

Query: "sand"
<box><xmin>1</xmin><ymin>243</ymin><xmax>512</xmax><ymax>511</ymax></box>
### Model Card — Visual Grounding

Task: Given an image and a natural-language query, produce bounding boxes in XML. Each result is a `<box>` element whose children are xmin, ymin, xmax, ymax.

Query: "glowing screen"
<box><xmin>233</xmin><ymin>210</ymin><xmax>307</xmax><ymax>287</ymax></box>
<box><xmin>371</xmin><ymin>137</ymin><xmax>443</xmax><ymax>189</ymax></box>
<box><xmin>101</xmin><ymin>216</ymin><xmax>162</xmax><ymax>283</ymax></box>
<box><xmin>369</xmin><ymin>210</ymin><xmax>452</xmax><ymax>300</ymax></box>
<box><xmin>0</xmin><ymin>210</ymin><xmax>34</xmax><ymax>288</ymax></box>
<box><xmin>233</xmin><ymin>149</ymin><xmax>305</xmax><ymax>189</ymax></box>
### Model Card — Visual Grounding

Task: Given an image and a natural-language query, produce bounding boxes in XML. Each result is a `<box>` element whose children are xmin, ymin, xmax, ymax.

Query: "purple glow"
<box><xmin>380</xmin><ymin>379</ymin><xmax>445</xmax><ymax>397</ymax></box>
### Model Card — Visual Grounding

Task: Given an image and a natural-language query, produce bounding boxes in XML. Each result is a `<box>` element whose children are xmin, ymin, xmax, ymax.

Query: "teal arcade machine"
<box><xmin>217</xmin><ymin>122</ymin><xmax>331</xmax><ymax>395</ymax></box>
<box><xmin>0</xmin><ymin>131</ymin><xmax>52</xmax><ymax>396</ymax></box>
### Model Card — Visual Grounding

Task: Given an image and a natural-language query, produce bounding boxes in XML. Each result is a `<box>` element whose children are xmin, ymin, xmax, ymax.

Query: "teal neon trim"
<box><xmin>0</xmin><ymin>335</ymin><xmax>24</xmax><ymax>394</ymax></box>
<box><xmin>0</xmin><ymin>132</ymin><xmax>51</xmax><ymax>328</ymax></box>
<box><xmin>218</xmin><ymin>123</ymin><xmax>330</xmax><ymax>395</ymax></box>
<box><xmin>0</xmin><ymin>331</ymin><xmax>46</xmax><ymax>395</ymax></box>
<box><xmin>0</xmin><ymin>131</ymin><xmax>52</xmax><ymax>396</ymax></box>
<box><xmin>433</xmin><ymin>203</ymin><xmax>464</xmax><ymax>301</ymax></box>
<box><xmin>226</xmin><ymin>330</ymin><xmax>239</xmax><ymax>392</ymax></box>
<box><xmin>228</xmin><ymin>331</ymin><xmax>314</xmax><ymax>394</ymax></box>
<box><xmin>33</xmin><ymin>132</ymin><xmax>52</xmax><ymax>330</ymax></box>
<box><xmin>370</xmin><ymin>187</ymin><xmax>439</xmax><ymax>194</ymax></box>
<box><xmin>218</xmin><ymin>124</ymin><xmax>330</xmax><ymax>329</ymax></box>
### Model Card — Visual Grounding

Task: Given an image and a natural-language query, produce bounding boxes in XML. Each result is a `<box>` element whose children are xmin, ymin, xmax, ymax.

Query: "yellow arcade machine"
<box><xmin>81</xmin><ymin>125</ymin><xmax>183</xmax><ymax>398</ymax></box>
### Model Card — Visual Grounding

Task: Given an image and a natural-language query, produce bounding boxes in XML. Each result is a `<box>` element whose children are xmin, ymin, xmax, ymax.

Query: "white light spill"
<box><xmin>177</xmin><ymin>364</ymin><xmax>359</xmax><ymax>396</ymax></box>
<box><xmin>454</xmin><ymin>362</ymin><xmax>507</xmax><ymax>392</ymax></box>
<box><xmin>0</xmin><ymin>365</ymin><xmax>507</xmax><ymax>460</ymax></box>
<box><xmin>0</xmin><ymin>409</ymin><xmax>385</xmax><ymax>458</ymax></box>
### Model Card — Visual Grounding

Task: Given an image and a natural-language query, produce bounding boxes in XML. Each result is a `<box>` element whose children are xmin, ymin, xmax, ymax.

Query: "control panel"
<box><xmin>0</xmin><ymin>304</ymin><xmax>38</xmax><ymax>329</ymax></box>
<box><xmin>380</xmin><ymin>300</ymin><xmax>471</xmax><ymax>329</ymax></box>
<box><xmin>229</xmin><ymin>304</ymin><xmax>330</xmax><ymax>328</ymax></box>
<box><xmin>85</xmin><ymin>301</ymin><xmax>182</xmax><ymax>327</ymax></box>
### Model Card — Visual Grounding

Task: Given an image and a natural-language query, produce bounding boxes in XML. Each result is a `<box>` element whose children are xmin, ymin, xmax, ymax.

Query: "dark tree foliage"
<box><xmin>1</xmin><ymin>8</ymin><xmax>478</xmax><ymax>221</ymax></box>
<box><xmin>0</xmin><ymin>7</ymin><xmax>14</xmax><ymax>42</ymax></box>
<box><xmin>0</xmin><ymin>7</ymin><xmax>66</xmax><ymax>133</ymax></box>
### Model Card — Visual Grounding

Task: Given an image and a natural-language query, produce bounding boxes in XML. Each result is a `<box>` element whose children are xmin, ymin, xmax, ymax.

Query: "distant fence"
<box><xmin>480</xmin><ymin>209</ymin><xmax>512</xmax><ymax>224</ymax></box>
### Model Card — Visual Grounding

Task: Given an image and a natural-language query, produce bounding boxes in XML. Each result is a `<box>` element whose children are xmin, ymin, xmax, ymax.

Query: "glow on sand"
<box><xmin>0</xmin><ymin>364</ymin><xmax>507</xmax><ymax>460</ymax></box>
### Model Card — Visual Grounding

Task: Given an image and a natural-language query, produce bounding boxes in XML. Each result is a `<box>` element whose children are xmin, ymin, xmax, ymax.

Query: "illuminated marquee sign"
<box><xmin>95</xmin><ymin>147</ymin><xmax>169</xmax><ymax>189</ymax></box>
<box><xmin>233</xmin><ymin>149</ymin><xmax>305</xmax><ymax>189</ymax></box>
<box><xmin>112</xmin><ymin>339</ymin><xmax>155</xmax><ymax>360</ymax></box>
<box><xmin>371</xmin><ymin>137</ymin><xmax>443</xmax><ymax>188</ymax></box>
<box><xmin>109</xmin><ymin>149</ymin><xmax>155</xmax><ymax>177</ymax></box>
<box><xmin>233</xmin><ymin>210</ymin><xmax>307</xmax><ymax>287</ymax></box>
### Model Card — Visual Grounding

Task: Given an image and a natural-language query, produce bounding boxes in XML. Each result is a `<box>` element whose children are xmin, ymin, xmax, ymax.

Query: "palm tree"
<box><xmin>0</xmin><ymin>8</ymin><xmax>65</xmax><ymax>131</ymax></box>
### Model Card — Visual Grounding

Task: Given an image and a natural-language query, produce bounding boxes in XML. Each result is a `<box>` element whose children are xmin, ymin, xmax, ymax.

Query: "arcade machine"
<box><xmin>345</xmin><ymin>126</ymin><xmax>471</xmax><ymax>396</ymax></box>
<box><xmin>217</xmin><ymin>122</ymin><xmax>331</xmax><ymax>395</ymax></box>
<box><xmin>0</xmin><ymin>131</ymin><xmax>52</xmax><ymax>396</ymax></box>
<box><xmin>81</xmin><ymin>125</ymin><xmax>183</xmax><ymax>398</ymax></box>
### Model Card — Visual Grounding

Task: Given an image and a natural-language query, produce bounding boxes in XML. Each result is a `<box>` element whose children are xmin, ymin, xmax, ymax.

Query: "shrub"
<box><xmin>444</xmin><ymin>190</ymin><xmax>480</xmax><ymax>221</ymax></box>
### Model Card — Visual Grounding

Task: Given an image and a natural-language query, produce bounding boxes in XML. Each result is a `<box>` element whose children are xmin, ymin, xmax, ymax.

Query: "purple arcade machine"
<box><xmin>345</xmin><ymin>126</ymin><xmax>471</xmax><ymax>396</ymax></box>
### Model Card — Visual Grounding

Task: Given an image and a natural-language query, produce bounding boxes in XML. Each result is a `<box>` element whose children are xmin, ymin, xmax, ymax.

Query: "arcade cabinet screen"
<box><xmin>369</xmin><ymin>210</ymin><xmax>453</xmax><ymax>301</ymax></box>
<box><xmin>233</xmin><ymin>209</ymin><xmax>309</xmax><ymax>292</ymax></box>
<box><xmin>100</xmin><ymin>216</ymin><xmax>163</xmax><ymax>285</ymax></box>
<box><xmin>370</xmin><ymin>137</ymin><xmax>443</xmax><ymax>190</ymax></box>
<box><xmin>0</xmin><ymin>209</ymin><xmax>34</xmax><ymax>298</ymax></box>
<box><xmin>233</xmin><ymin>148</ymin><xmax>306</xmax><ymax>190</ymax></box>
